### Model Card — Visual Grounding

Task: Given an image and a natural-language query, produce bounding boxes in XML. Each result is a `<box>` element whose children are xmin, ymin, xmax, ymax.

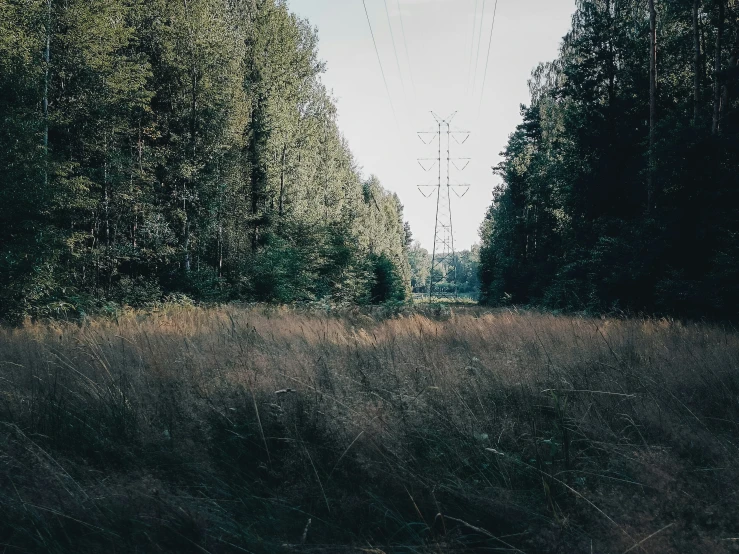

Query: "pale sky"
<box><xmin>289</xmin><ymin>0</ymin><xmax>576</xmax><ymax>251</ymax></box>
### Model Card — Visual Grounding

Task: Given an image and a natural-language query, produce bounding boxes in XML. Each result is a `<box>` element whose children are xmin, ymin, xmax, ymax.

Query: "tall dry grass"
<box><xmin>1</xmin><ymin>305</ymin><xmax>739</xmax><ymax>553</ymax></box>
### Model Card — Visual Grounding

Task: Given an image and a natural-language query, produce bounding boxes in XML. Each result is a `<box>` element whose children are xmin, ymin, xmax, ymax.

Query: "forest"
<box><xmin>0</xmin><ymin>0</ymin><xmax>411</xmax><ymax>324</ymax></box>
<box><xmin>479</xmin><ymin>0</ymin><xmax>739</xmax><ymax>319</ymax></box>
<box><xmin>3</xmin><ymin>1</ymin><xmax>739</xmax><ymax>553</ymax></box>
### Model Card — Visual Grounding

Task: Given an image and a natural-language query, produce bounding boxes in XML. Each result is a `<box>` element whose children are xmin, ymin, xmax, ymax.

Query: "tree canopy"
<box><xmin>0</xmin><ymin>0</ymin><xmax>411</xmax><ymax>321</ymax></box>
<box><xmin>480</xmin><ymin>0</ymin><xmax>739</xmax><ymax>319</ymax></box>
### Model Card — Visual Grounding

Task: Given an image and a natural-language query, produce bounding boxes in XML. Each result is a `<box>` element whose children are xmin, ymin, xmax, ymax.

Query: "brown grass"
<box><xmin>1</xmin><ymin>305</ymin><xmax>739</xmax><ymax>553</ymax></box>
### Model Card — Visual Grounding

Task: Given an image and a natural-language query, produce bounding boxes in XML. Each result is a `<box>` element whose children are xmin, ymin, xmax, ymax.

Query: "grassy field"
<box><xmin>1</xmin><ymin>305</ymin><xmax>739</xmax><ymax>553</ymax></box>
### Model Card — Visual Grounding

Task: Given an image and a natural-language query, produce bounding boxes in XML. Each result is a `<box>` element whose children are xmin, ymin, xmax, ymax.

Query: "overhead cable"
<box><xmin>478</xmin><ymin>0</ymin><xmax>499</xmax><ymax>114</ymax></box>
<box><xmin>383</xmin><ymin>0</ymin><xmax>407</xmax><ymax>97</ymax></box>
<box><xmin>465</xmin><ymin>0</ymin><xmax>480</xmax><ymax>95</ymax></box>
<box><xmin>471</xmin><ymin>0</ymin><xmax>487</xmax><ymax>95</ymax></box>
<box><xmin>362</xmin><ymin>0</ymin><xmax>398</xmax><ymax>123</ymax></box>
<box><xmin>395</xmin><ymin>0</ymin><xmax>417</xmax><ymax>98</ymax></box>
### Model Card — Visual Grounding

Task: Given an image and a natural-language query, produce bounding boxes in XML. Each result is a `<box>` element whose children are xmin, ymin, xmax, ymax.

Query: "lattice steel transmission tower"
<box><xmin>417</xmin><ymin>112</ymin><xmax>470</xmax><ymax>299</ymax></box>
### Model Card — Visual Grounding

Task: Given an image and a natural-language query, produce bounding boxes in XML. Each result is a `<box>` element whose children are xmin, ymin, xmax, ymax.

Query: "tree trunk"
<box><xmin>249</xmin><ymin>96</ymin><xmax>267</xmax><ymax>254</ymax></box>
<box><xmin>712</xmin><ymin>0</ymin><xmax>724</xmax><ymax>135</ymax></box>
<box><xmin>279</xmin><ymin>143</ymin><xmax>286</xmax><ymax>217</ymax></box>
<box><xmin>43</xmin><ymin>0</ymin><xmax>51</xmax><ymax>188</ymax></box>
<box><xmin>720</xmin><ymin>13</ymin><xmax>738</xmax><ymax>128</ymax></box>
<box><xmin>218</xmin><ymin>222</ymin><xmax>223</xmax><ymax>277</ymax></box>
<box><xmin>648</xmin><ymin>0</ymin><xmax>657</xmax><ymax>211</ymax></box>
<box><xmin>607</xmin><ymin>0</ymin><xmax>615</xmax><ymax>108</ymax></box>
<box><xmin>702</xmin><ymin>9</ymin><xmax>708</xmax><ymax>87</ymax></box>
<box><xmin>184</xmin><ymin>66</ymin><xmax>197</xmax><ymax>272</ymax></box>
<box><xmin>251</xmin><ymin>161</ymin><xmax>260</xmax><ymax>253</ymax></box>
<box><xmin>324</xmin><ymin>129</ymin><xmax>330</xmax><ymax>220</ymax></box>
<box><xmin>104</xmin><ymin>131</ymin><xmax>110</xmax><ymax>248</ymax></box>
<box><xmin>183</xmin><ymin>190</ymin><xmax>190</xmax><ymax>272</ymax></box>
<box><xmin>694</xmin><ymin>0</ymin><xmax>701</xmax><ymax>125</ymax></box>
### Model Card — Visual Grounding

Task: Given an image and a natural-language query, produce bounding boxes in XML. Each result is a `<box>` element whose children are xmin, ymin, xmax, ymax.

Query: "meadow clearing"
<box><xmin>1</xmin><ymin>305</ymin><xmax>738</xmax><ymax>553</ymax></box>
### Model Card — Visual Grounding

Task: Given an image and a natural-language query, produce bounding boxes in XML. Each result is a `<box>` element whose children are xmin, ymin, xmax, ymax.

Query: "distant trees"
<box><xmin>480</xmin><ymin>0</ymin><xmax>739</xmax><ymax>319</ymax></box>
<box><xmin>408</xmin><ymin>242</ymin><xmax>430</xmax><ymax>292</ymax></box>
<box><xmin>408</xmin><ymin>242</ymin><xmax>480</xmax><ymax>297</ymax></box>
<box><xmin>0</xmin><ymin>0</ymin><xmax>411</xmax><ymax>321</ymax></box>
<box><xmin>453</xmin><ymin>246</ymin><xmax>481</xmax><ymax>296</ymax></box>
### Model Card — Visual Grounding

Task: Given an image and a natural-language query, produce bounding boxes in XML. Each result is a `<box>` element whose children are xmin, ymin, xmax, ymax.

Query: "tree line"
<box><xmin>479</xmin><ymin>0</ymin><xmax>739</xmax><ymax>319</ymax></box>
<box><xmin>0</xmin><ymin>0</ymin><xmax>412</xmax><ymax>322</ymax></box>
<box><xmin>408</xmin><ymin>242</ymin><xmax>481</xmax><ymax>297</ymax></box>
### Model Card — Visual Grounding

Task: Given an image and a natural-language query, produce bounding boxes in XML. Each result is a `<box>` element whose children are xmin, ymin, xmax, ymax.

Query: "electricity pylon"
<box><xmin>417</xmin><ymin>112</ymin><xmax>471</xmax><ymax>300</ymax></box>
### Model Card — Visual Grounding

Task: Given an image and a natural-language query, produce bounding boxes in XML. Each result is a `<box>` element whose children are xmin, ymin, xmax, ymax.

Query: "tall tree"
<box><xmin>648</xmin><ymin>0</ymin><xmax>658</xmax><ymax>208</ymax></box>
<box><xmin>713</xmin><ymin>0</ymin><xmax>725</xmax><ymax>134</ymax></box>
<box><xmin>719</xmin><ymin>2</ymin><xmax>738</xmax><ymax>129</ymax></box>
<box><xmin>694</xmin><ymin>0</ymin><xmax>702</xmax><ymax>125</ymax></box>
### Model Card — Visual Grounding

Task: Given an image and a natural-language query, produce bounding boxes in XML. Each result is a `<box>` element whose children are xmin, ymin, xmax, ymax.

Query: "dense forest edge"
<box><xmin>0</xmin><ymin>0</ymin><xmax>413</xmax><ymax>324</ymax></box>
<box><xmin>479</xmin><ymin>0</ymin><xmax>739</xmax><ymax>320</ymax></box>
<box><xmin>3</xmin><ymin>0</ymin><xmax>739</xmax><ymax>324</ymax></box>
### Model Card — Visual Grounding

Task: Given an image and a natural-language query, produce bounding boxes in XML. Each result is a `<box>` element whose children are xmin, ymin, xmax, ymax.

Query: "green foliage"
<box><xmin>480</xmin><ymin>0</ymin><xmax>739</xmax><ymax>319</ymax></box>
<box><xmin>408</xmin><ymin>241</ymin><xmax>431</xmax><ymax>292</ymax></box>
<box><xmin>409</xmin><ymin>241</ymin><xmax>480</xmax><ymax>297</ymax></box>
<box><xmin>369</xmin><ymin>253</ymin><xmax>407</xmax><ymax>304</ymax></box>
<box><xmin>0</xmin><ymin>0</ymin><xmax>411</xmax><ymax>320</ymax></box>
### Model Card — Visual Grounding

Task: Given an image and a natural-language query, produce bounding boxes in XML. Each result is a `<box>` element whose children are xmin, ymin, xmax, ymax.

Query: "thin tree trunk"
<box><xmin>104</xmin><ymin>132</ymin><xmax>110</xmax><ymax>248</ymax></box>
<box><xmin>324</xmin><ymin>129</ymin><xmax>330</xmax><ymax>220</ymax></box>
<box><xmin>648</xmin><ymin>0</ymin><xmax>657</xmax><ymax>211</ymax></box>
<box><xmin>218</xmin><ymin>222</ymin><xmax>223</xmax><ymax>277</ymax></box>
<box><xmin>138</xmin><ymin>122</ymin><xmax>143</xmax><ymax>172</ymax></box>
<box><xmin>702</xmin><ymin>9</ymin><xmax>708</xmax><ymax>85</ymax></box>
<box><xmin>279</xmin><ymin>144</ymin><xmax>286</xmax><ymax>217</ymax></box>
<box><xmin>713</xmin><ymin>0</ymin><xmax>724</xmax><ymax>135</ymax></box>
<box><xmin>720</xmin><ymin>13</ymin><xmax>738</xmax><ymax>128</ymax></box>
<box><xmin>183</xmin><ymin>0</ymin><xmax>196</xmax><ymax>272</ymax></box>
<box><xmin>133</xmin><ymin>124</ymin><xmax>141</xmax><ymax>250</ymax></box>
<box><xmin>43</xmin><ymin>0</ymin><xmax>51</xmax><ymax>187</ymax></box>
<box><xmin>694</xmin><ymin>0</ymin><xmax>701</xmax><ymax>125</ymax></box>
<box><xmin>607</xmin><ymin>0</ymin><xmax>615</xmax><ymax>108</ymax></box>
<box><xmin>183</xmin><ymin>189</ymin><xmax>190</xmax><ymax>271</ymax></box>
<box><xmin>251</xmin><ymin>169</ymin><xmax>259</xmax><ymax>253</ymax></box>
<box><xmin>249</xmin><ymin>98</ymin><xmax>265</xmax><ymax>254</ymax></box>
<box><xmin>184</xmin><ymin>66</ymin><xmax>197</xmax><ymax>272</ymax></box>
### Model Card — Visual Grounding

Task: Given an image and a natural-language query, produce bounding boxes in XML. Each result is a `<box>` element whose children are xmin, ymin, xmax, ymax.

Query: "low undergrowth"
<box><xmin>1</xmin><ymin>306</ymin><xmax>739</xmax><ymax>553</ymax></box>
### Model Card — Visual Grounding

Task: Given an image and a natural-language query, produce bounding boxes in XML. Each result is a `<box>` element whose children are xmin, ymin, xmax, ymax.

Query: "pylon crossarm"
<box><xmin>417</xmin><ymin>159</ymin><xmax>438</xmax><ymax>171</ymax></box>
<box><xmin>451</xmin><ymin>133</ymin><xmax>471</xmax><ymax>145</ymax></box>
<box><xmin>451</xmin><ymin>160</ymin><xmax>471</xmax><ymax>171</ymax></box>
<box><xmin>432</xmin><ymin>111</ymin><xmax>457</xmax><ymax>123</ymax></box>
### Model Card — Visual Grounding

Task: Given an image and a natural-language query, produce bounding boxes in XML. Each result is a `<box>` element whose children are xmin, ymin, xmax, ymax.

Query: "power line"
<box><xmin>478</xmin><ymin>0</ymin><xmax>499</xmax><ymax>115</ymax></box>
<box><xmin>471</xmin><ymin>0</ymin><xmax>487</xmax><ymax>95</ymax></box>
<box><xmin>395</xmin><ymin>0</ymin><xmax>416</xmax><ymax>98</ymax></box>
<box><xmin>383</xmin><ymin>0</ymin><xmax>406</xmax><ymax>97</ymax></box>
<box><xmin>465</xmin><ymin>0</ymin><xmax>480</xmax><ymax>95</ymax></box>
<box><xmin>362</xmin><ymin>0</ymin><xmax>398</xmax><ymax>123</ymax></box>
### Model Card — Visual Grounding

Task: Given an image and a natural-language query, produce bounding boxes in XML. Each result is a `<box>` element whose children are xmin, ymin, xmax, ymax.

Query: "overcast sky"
<box><xmin>289</xmin><ymin>0</ymin><xmax>576</xmax><ymax>251</ymax></box>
